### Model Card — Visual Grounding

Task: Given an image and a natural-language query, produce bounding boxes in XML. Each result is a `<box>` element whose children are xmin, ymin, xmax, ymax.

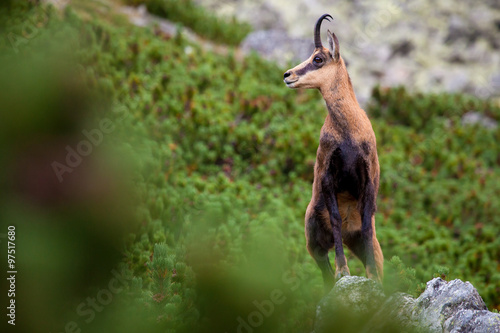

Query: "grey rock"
<box><xmin>444</xmin><ymin>309</ymin><xmax>500</xmax><ymax>333</ymax></box>
<box><xmin>314</xmin><ymin>276</ymin><xmax>385</xmax><ymax>333</ymax></box>
<box><xmin>118</xmin><ymin>5</ymin><xmax>226</xmax><ymax>55</ymax></box>
<box><xmin>314</xmin><ymin>277</ymin><xmax>500</xmax><ymax>333</ymax></box>
<box><xmin>194</xmin><ymin>0</ymin><xmax>286</xmax><ymax>31</ymax></box>
<box><xmin>331</xmin><ymin>276</ymin><xmax>386</xmax><ymax>315</ymax></box>
<box><xmin>241</xmin><ymin>30</ymin><xmax>314</xmax><ymax>66</ymax></box>
<box><xmin>239</xmin><ymin>3</ymin><xmax>286</xmax><ymax>31</ymax></box>
<box><xmin>462</xmin><ymin>111</ymin><xmax>498</xmax><ymax>130</ymax></box>
<box><xmin>443</xmin><ymin>69</ymin><xmax>470</xmax><ymax>93</ymax></box>
<box><xmin>119</xmin><ymin>4</ymin><xmax>151</xmax><ymax>28</ymax></box>
<box><xmin>446</xmin><ymin>15</ymin><xmax>469</xmax><ymax>44</ymax></box>
<box><xmin>415</xmin><ymin>278</ymin><xmax>488</xmax><ymax>332</ymax></box>
<box><xmin>42</xmin><ymin>0</ymin><xmax>69</xmax><ymax>10</ymax></box>
<box><xmin>119</xmin><ymin>5</ymin><xmax>183</xmax><ymax>36</ymax></box>
<box><xmin>365</xmin><ymin>292</ymin><xmax>419</xmax><ymax>332</ymax></box>
<box><xmin>381</xmin><ymin>60</ymin><xmax>413</xmax><ymax>87</ymax></box>
<box><xmin>491</xmin><ymin>73</ymin><xmax>500</xmax><ymax>89</ymax></box>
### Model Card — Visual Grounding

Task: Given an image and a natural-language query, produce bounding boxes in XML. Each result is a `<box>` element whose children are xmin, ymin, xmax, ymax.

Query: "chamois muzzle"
<box><xmin>314</xmin><ymin>14</ymin><xmax>333</xmax><ymax>49</ymax></box>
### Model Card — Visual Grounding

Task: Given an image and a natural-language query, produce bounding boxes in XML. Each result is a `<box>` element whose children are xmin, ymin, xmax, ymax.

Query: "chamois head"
<box><xmin>283</xmin><ymin>14</ymin><xmax>341</xmax><ymax>89</ymax></box>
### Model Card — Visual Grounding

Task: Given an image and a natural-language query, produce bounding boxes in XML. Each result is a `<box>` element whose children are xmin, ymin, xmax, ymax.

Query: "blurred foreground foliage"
<box><xmin>1</xmin><ymin>2</ymin><xmax>499</xmax><ymax>333</ymax></box>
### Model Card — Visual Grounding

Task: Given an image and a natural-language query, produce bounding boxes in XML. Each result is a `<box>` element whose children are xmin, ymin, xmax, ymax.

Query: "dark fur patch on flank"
<box><xmin>361</xmin><ymin>141</ymin><xmax>371</xmax><ymax>155</ymax></box>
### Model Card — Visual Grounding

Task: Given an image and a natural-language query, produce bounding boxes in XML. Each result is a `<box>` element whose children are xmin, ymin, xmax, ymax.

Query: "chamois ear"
<box><xmin>327</xmin><ymin>29</ymin><xmax>340</xmax><ymax>61</ymax></box>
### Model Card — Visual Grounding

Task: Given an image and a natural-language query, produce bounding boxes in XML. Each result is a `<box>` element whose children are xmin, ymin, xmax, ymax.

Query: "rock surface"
<box><xmin>314</xmin><ymin>276</ymin><xmax>500</xmax><ymax>333</ymax></box>
<box><xmin>366</xmin><ymin>292</ymin><xmax>419</xmax><ymax>332</ymax></box>
<box><xmin>461</xmin><ymin>111</ymin><xmax>498</xmax><ymax>130</ymax></box>
<box><xmin>315</xmin><ymin>276</ymin><xmax>385</xmax><ymax>333</ymax></box>
<box><xmin>415</xmin><ymin>278</ymin><xmax>491</xmax><ymax>332</ymax></box>
<box><xmin>241</xmin><ymin>30</ymin><xmax>314</xmax><ymax>67</ymax></box>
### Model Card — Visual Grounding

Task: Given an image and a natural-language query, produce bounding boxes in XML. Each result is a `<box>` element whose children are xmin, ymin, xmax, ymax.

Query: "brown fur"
<box><xmin>284</xmin><ymin>17</ymin><xmax>383</xmax><ymax>286</ymax></box>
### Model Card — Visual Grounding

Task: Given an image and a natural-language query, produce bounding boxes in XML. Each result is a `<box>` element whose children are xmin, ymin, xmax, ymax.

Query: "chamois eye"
<box><xmin>313</xmin><ymin>56</ymin><xmax>323</xmax><ymax>64</ymax></box>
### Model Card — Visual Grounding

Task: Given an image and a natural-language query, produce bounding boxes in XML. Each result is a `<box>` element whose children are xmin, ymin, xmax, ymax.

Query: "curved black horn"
<box><xmin>314</xmin><ymin>14</ymin><xmax>333</xmax><ymax>49</ymax></box>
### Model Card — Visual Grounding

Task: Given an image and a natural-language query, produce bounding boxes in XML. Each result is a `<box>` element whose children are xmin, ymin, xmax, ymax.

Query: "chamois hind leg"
<box><xmin>371</xmin><ymin>231</ymin><xmax>384</xmax><ymax>281</ymax></box>
<box><xmin>305</xmin><ymin>212</ymin><xmax>335</xmax><ymax>289</ymax></box>
<box><xmin>321</xmin><ymin>174</ymin><xmax>350</xmax><ymax>279</ymax></box>
<box><xmin>343</xmin><ymin>221</ymin><xmax>384</xmax><ymax>282</ymax></box>
<box><xmin>359</xmin><ymin>185</ymin><xmax>383</xmax><ymax>282</ymax></box>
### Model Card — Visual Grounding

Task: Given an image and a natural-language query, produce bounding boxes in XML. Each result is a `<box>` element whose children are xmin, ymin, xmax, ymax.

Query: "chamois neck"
<box><xmin>320</xmin><ymin>60</ymin><xmax>359</xmax><ymax>110</ymax></box>
<box><xmin>319</xmin><ymin>59</ymin><xmax>362</xmax><ymax>134</ymax></box>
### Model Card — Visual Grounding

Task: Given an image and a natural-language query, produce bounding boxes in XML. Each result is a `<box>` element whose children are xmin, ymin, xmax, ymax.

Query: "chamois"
<box><xmin>283</xmin><ymin>14</ymin><xmax>384</xmax><ymax>287</ymax></box>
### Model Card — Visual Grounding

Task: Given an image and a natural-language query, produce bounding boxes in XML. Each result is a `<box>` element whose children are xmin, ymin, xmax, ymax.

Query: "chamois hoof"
<box><xmin>366</xmin><ymin>266</ymin><xmax>383</xmax><ymax>284</ymax></box>
<box><xmin>367</xmin><ymin>273</ymin><xmax>383</xmax><ymax>285</ymax></box>
<box><xmin>335</xmin><ymin>269</ymin><xmax>350</xmax><ymax>280</ymax></box>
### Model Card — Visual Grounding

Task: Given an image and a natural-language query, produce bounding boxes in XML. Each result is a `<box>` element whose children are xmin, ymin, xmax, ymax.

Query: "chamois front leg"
<box><xmin>360</xmin><ymin>183</ymin><xmax>380</xmax><ymax>282</ymax></box>
<box><xmin>321</xmin><ymin>173</ymin><xmax>350</xmax><ymax>279</ymax></box>
<box><xmin>306</xmin><ymin>237</ymin><xmax>335</xmax><ymax>290</ymax></box>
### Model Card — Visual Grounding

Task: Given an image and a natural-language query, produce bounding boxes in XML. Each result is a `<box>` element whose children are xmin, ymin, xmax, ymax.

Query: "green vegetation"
<box><xmin>369</xmin><ymin>86</ymin><xmax>500</xmax><ymax>307</ymax></box>
<box><xmin>370</xmin><ymin>85</ymin><xmax>500</xmax><ymax>130</ymax></box>
<box><xmin>1</xmin><ymin>1</ymin><xmax>499</xmax><ymax>332</ymax></box>
<box><xmin>124</xmin><ymin>0</ymin><xmax>252</xmax><ymax>45</ymax></box>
